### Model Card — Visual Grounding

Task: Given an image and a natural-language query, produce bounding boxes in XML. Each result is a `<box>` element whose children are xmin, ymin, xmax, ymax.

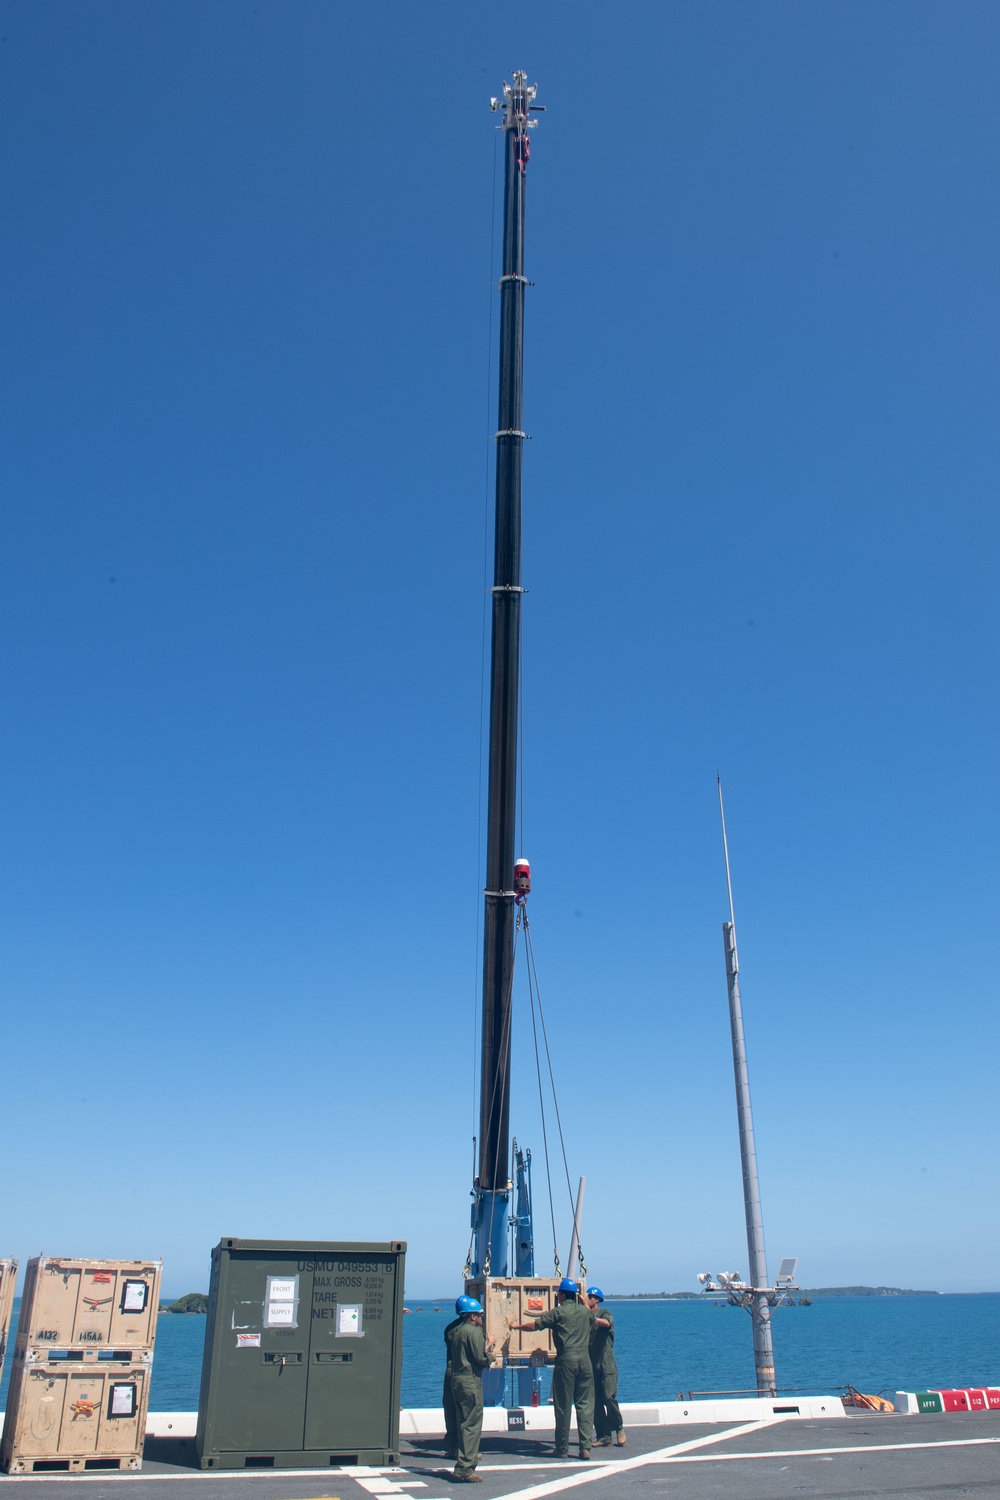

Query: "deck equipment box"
<box><xmin>14</xmin><ymin>1258</ymin><xmax>161</xmax><ymax>1350</ymax></box>
<box><xmin>196</xmin><ymin>1238</ymin><xmax>406</xmax><ymax>1470</ymax></box>
<box><xmin>0</xmin><ymin>1358</ymin><xmax>151</xmax><ymax>1473</ymax></box>
<box><xmin>464</xmin><ymin>1276</ymin><xmax>568</xmax><ymax>1367</ymax></box>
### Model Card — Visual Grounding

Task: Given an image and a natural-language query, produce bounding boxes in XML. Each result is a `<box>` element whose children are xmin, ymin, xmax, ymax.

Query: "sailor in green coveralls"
<box><xmin>511</xmin><ymin>1278</ymin><xmax>595</xmax><ymax>1459</ymax></box>
<box><xmin>443</xmin><ymin>1295</ymin><xmax>494</xmax><ymax>1482</ymax></box>
<box><xmin>586</xmin><ymin>1286</ymin><xmax>625</xmax><ymax>1446</ymax></box>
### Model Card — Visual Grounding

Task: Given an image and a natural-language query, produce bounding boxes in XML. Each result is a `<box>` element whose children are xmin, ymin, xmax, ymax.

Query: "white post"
<box><xmin>566</xmin><ymin>1176</ymin><xmax>586</xmax><ymax>1286</ymax></box>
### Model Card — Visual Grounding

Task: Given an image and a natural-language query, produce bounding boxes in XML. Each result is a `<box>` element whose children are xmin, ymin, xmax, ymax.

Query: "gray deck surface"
<box><xmin>0</xmin><ymin>1414</ymin><xmax>997</xmax><ymax>1500</ymax></box>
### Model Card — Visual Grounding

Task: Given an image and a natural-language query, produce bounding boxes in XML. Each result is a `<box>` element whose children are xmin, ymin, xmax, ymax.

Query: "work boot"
<box><xmin>451</xmin><ymin>1471</ymin><xmax>482</xmax><ymax>1483</ymax></box>
<box><xmin>596</xmin><ymin>1436</ymin><xmax>612</xmax><ymax>1447</ymax></box>
<box><xmin>553</xmin><ymin>1450</ymin><xmax>569</xmax><ymax>1460</ymax></box>
<box><xmin>579</xmin><ymin>1448</ymin><xmax>591</xmax><ymax>1461</ymax></box>
<box><xmin>615</xmin><ymin>1429</ymin><xmax>626</xmax><ymax>1446</ymax></box>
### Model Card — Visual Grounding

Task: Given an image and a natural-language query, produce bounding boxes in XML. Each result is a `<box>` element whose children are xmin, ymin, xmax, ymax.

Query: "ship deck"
<box><xmin>1</xmin><ymin>1413</ymin><xmax>997</xmax><ymax>1500</ymax></box>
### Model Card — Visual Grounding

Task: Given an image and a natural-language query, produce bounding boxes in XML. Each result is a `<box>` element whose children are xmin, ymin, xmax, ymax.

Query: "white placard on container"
<box><xmin>266</xmin><ymin>1278</ymin><xmax>297</xmax><ymax>1303</ymax></box>
<box><xmin>110</xmin><ymin>1383</ymin><xmax>137</xmax><ymax>1417</ymax></box>
<box><xmin>122</xmin><ymin>1280</ymin><xmax>148</xmax><ymax>1314</ymax></box>
<box><xmin>265</xmin><ymin>1301</ymin><xmax>295</xmax><ymax>1327</ymax></box>
<box><xmin>337</xmin><ymin>1303</ymin><xmax>364</xmax><ymax>1337</ymax></box>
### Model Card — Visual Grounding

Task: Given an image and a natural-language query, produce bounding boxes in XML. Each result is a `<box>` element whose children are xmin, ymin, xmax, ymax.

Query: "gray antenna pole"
<box><xmin>718</xmin><ymin>776</ymin><xmax>776</xmax><ymax>1396</ymax></box>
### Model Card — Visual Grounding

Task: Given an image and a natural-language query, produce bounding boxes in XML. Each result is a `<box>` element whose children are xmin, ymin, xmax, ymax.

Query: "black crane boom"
<box><xmin>474</xmin><ymin>72</ymin><xmax>540</xmax><ymax>1277</ymax></box>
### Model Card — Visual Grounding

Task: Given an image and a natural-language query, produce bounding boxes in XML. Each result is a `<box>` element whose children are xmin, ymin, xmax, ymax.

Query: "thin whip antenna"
<box><xmin>718</xmin><ymin>773</ymin><xmax>737</xmax><ymax>934</ymax></box>
<box><xmin>715</xmin><ymin>773</ymin><xmax>775</xmax><ymax>1395</ymax></box>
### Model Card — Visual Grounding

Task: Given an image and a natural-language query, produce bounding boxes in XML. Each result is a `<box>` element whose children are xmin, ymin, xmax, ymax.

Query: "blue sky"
<box><xmin>2</xmin><ymin>1</ymin><xmax>998</xmax><ymax>1300</ymax></box>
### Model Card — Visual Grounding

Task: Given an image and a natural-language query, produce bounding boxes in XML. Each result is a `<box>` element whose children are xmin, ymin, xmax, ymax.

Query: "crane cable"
<box><xmin>524</xmin><ymin>920</ymin><xmax>561</xmax><ymax>1275</ymax></box>
<box><xmin>522</xmin><ymin>906</ymin><xmax>581</xmax><ymax>1276</ymax></box>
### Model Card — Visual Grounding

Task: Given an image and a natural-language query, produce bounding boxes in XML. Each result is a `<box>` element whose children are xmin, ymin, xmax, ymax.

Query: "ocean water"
<box><xmin>4</xmin><ymin>1295</ymin><xmax>996</xmax><ymax>1413</ymax></box>
<box><xmin>395</xmin><ymin>1295</ymin><xmax>1000</xmax><ymax>1407</ymax></box>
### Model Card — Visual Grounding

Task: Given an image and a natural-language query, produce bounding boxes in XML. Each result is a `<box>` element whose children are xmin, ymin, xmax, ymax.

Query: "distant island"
<box><xmin>160</xmin><ymin>1292</ymin><xmax>209</xmax><ymax>1313</ymax></box>
<box><xmin>797</xmin><ymin>1286</ymin><xmax>939</xmax><ymax>1298</ymax></box>
<box><xmin>606</xmin><ymin>1292</ymin><xmax>701</xmax><ymax>1300</ymax></box>
<box><xmin>606</xmin><ymin>1285</ymin><xmax>939</xmax><ymax>1299</ymax></box>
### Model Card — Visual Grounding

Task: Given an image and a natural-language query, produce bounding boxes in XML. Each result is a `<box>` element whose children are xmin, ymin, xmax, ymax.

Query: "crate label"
<box><xmin>337</xmin><ymin>1303</ymin><xmax>363</xmax><ymax>1337</ymax></box>
<box><xmin>507</xmin><ymin>1409</ymin><xmax>526</xmax><ymax>1431</ymax></box>
<box><xmin>236</xmin><ymin>1333</ymin><xmax>261</xmax><ymax>1348</ymax></box>
<box><xmin>110</xmin><ymin>1383</ymin><xmax>137</xmax><ymax>1417</ymax></box>
<box><xmin>121</xmin><ymin>1281</ymin><xmax>148</xmax><ymax>1314</ymax></box>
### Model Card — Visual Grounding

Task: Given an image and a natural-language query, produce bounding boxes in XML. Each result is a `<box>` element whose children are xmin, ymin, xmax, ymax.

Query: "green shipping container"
<box><xmin>915</xmin><ymin>1391</ymin><xmax>944</xmax><ymax>1414</ymax></box>
<box><xmin>196</xmin><ymin>1238</ymin><xmax>406</xmax><ymax>1469</ymax></box>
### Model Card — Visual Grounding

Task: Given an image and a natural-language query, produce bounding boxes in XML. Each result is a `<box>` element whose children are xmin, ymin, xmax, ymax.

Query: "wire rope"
<box><xmin>524</xmin><ymin>924</ymin><xmax>562</xmax><ymax>1273</ymax></box>
<box><xmin>523</xmin><ymin>911</ymin><xmax>577</xmax><ymax>1222</ymax></box>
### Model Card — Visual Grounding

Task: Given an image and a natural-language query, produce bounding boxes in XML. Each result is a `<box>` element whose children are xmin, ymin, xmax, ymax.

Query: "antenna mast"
<box><xmin>473</xmin><ymin>72</ymin><xmax>542</xmax><ymax>1279</ymax></box>
<box><xmin>717</xmin><ymin>777</ymin><xmax>777</xmax><ymax>1395</ymax></box>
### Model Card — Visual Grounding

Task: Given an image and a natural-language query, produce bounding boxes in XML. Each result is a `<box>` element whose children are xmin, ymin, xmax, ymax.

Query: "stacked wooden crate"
<box><xmin>463</xmin><ymin>1275</ymin><xmax>568</xmax><ymax>1367</ymax></box>
<box><xmin>1</xmin><ymin>1257</ymin><xmax>161</xmax><ymax>1473</ymax></box>
<box><xmin>0</xmin><ymin>1258</ymin><xmax>17</xmax><ymax>1381</ymax></box>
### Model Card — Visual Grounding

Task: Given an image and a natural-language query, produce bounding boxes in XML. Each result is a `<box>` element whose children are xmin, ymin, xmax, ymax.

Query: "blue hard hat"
<box><xmin>455</xmin><ymin>1295</ymin><xmax>483</xmax><ymax>1316</ymax></box>
<box><xmin>558</xmin><ymin>1277</ymin><xmax>579</xmax><ymax>1295</ymax></box>
<box><xmin>586</xmin><ymin>1286</ymin><xmax>604</xmax><ymax>1302</ymax></box>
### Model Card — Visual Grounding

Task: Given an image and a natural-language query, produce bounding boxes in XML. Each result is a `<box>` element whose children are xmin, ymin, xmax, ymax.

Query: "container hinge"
<box><xmin>494</xmin><ymin>429</ymin><xmax>530</xmax><ymax>440</ymax></box>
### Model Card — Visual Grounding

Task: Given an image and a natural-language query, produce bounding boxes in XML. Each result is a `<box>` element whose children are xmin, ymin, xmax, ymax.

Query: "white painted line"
<box><xmin>0</xmin><ymin>1470</ymin><xmax>395</xmax><ymax>1484</ymax></box>
<box><xmin>354</xmin><ymin>1486</ymin><xmax>426</xmax><ymax>1495</ymax></box>
<box><xmin>658</xmin><ymin>1435</ymin><xmax>1000</xmax><ymax>1463</ymax></box>
<box><xmin>462</xmin><ymin>1466</ymin><xmax>591</xmax><ymax>1474</ymax></box>
<box><xmin>488</xmin><ymin>1420</ymin><xmax>775</xmax><ymax>1500</ymax></box>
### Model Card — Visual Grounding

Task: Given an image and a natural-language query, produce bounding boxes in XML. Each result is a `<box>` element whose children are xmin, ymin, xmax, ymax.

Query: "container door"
<box><xmin>108</xmin><ymin>1268</ymin><xmax>160</xmax><ymax>1346</ymax></box>
<box><xmin>26</xmin><ymin>1265</ymin><xmax>81</xmax><ymax>1347</ymax></box>
<box><xmin>206</xmin><ymin>1252</ymin><xmax>310</xmax><ymax>1453</ymax></box>
<box><xmin>74</xmin><ymin>1269</ymin><xmax>118</xmax><ymax>1347</ymax></box>
<box><xmin>303</xmin><ymin>1253</ymin><xmax>400</xmax><ymax>1452</ymax></box>
<box><xmin>65</xmin><ymin>1372</ymin><xmax>104</xmax><ymax>1454</ymax></box>
<box><xmin>13</xmin><ymin>1370</ymin><xmax>67</xmax><ymax>1457</ymax></box>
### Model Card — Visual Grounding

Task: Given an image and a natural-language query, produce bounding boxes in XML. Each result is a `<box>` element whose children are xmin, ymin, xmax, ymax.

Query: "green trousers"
<box><xmin>443</xmin><ymin>1372</ymin><xmax>458</xmax><ymax>1457</ymax></box>
<box><xmin>552</xmin><ymin>1356</ymin><xmax>595</xmax><ymax>1454</ymax></box>
<box><xmin>447</xmin><ymin>1373</ymin><xmax>484</xmax><ymax>1475</ymax></box>
<box><xmin>593</xmin><ymin>1364</ymin><xmax>622</xmax><ymax>1440</ymax></box>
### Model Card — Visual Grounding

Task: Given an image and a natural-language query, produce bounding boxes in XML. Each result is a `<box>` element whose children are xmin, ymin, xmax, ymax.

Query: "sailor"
<box><xmin>511</xmin><ymin>1277</ymin><xmax>595</xmax><ymax>1460</ymax></box>
<box><xmin>585</xmin><ymin>1287</ymin><xmax>624</xmax><ymax>1446</ymax></box>
<box><xmin>444</xmin><ymin>1295</ymin><xmax>495</xmax><ymax>1482</ymax></box>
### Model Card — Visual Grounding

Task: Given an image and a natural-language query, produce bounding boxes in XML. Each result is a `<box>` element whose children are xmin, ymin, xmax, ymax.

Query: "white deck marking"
<box><xmin>486</xmin><ymin>1420</ymin><xmax>774</xmax><ymax>1500</ymax></box>
<box><xmin>471</xmin><ymin>1466</ymin><xmax>599</xmax><ymax>1473</ymax></box>
<box><xmin>8</xmin><ymin>1433</ymin><xmax>998</xmax><ymax>1486</ymax></box>
<box><xmin>658</xmin><ymin>1435</ymin><xmax>1000</xmax><ymax>1464</ymax></box>
<box><xmin>354</xmin><ymin>1484</ymin><xmax>428</xmax><ymax>1494</ymax></box>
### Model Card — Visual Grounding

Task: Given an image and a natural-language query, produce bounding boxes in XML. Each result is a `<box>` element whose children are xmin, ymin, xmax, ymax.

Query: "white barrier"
<box><xmin>399</xmin><ymin>1396</ymin><xmax>845</xmax><ymax>1434</ymax></box>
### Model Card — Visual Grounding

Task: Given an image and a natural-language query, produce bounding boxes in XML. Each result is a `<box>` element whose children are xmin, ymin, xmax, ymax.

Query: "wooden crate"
<box><xmin>465</xmin><ymin>1276</ymin><xmax>577</xmax><ymax>1367</ymax></box>
<box><xmin>1</xmin><ymin>1360</ymin><xmax>151</xmax><ymax>1473</ymax></box>
<box><xmin>15</xmin><ymin>1258</ymin><xmax>161</xmax><ymax>1351</ymax></box>
<box><xmin>0</xmin><ymin>1258</ymin><xmax>17</xmax><ymax>1377</ymax></box>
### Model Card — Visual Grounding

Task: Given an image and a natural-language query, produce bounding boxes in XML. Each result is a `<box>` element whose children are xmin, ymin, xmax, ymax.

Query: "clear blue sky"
<box><xmin>2</xmin><ymin>2</ymin><xmax>997</xmax><ymax>1299</ymax></box>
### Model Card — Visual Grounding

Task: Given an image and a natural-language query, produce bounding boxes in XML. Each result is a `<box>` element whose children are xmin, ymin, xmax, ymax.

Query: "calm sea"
<box><xmin>3</xmin><ymin>1295</ymin><xmax>997</xmax><ymax>1412</ymax></box>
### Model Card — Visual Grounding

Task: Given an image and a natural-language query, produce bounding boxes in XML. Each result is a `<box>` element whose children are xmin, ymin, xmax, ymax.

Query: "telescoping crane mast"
<box><xmin>471</xmin><ymin>72</ymin><xmax>542</xmax><ymax>1283</ymax></box>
